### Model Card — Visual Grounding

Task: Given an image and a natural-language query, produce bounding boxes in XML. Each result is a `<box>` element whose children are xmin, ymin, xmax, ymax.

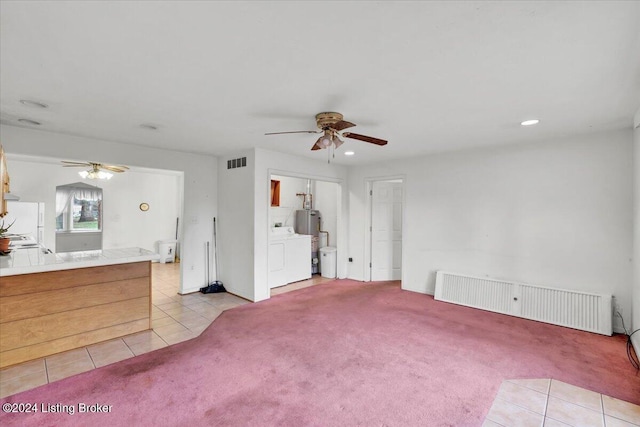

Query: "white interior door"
<box><xmin>371</xmin><ymin>181</ymin><xmax>402</xmax><ymax>281</ymax></box>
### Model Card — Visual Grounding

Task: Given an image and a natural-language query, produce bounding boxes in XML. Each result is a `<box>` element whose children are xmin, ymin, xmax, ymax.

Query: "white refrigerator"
<box><xmin>4</xmin><ymin>201</ymin><xmax>45</xmax><ymax>244</ymax></box>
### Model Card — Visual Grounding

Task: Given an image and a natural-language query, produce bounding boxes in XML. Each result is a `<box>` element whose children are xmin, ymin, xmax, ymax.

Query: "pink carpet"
<box><xmin>1</xmin><ymin>280</ymin><xmax>638</xmax><ymax>426</ymax></box>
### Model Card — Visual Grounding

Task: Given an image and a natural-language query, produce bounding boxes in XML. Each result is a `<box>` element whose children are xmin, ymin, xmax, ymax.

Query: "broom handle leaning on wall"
<box><xmin>213</xmin><ymin>217</ymin><xmax>219</xmax><ymax>280</ymax></box>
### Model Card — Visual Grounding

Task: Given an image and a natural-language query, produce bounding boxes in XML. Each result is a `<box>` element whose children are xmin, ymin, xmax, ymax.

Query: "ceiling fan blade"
<box><xmin>331</xmin><ymin>120</ymin><xmax>356</xmax><ymax>131</ymax></box>
<box><xmin>61</xmin><ymin>161</ymin><xmax>91</xmax><ymax>167</ymax></box>
<box><xmin>343</xmin><ymin>132</ymin><xmax>388</xmax><ymax>146</ymax></box>
<box><xmin>100</xmin><ymin>165</ymin><xmax>129</xmax><ymax>173</ymax></box>
<box><xmin>265</xmin><ymin>130</ymin><xmax>321</xmax><ymax>135</ymax></box>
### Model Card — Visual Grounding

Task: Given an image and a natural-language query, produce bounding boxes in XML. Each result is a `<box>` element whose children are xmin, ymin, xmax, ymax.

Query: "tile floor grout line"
<box><xmin>543</xmin><ymin>378</ymin><xmax>551</xmax><ymax>423</ymax></box>
<box><xmin>494</xmin><ymin>381</ymin><xmax>549</xmax><ymax>416</ymax></box>
<box><xmin>487</xmin><ymin>416</ymin><xmax>508</xmax><ymax>427</ymax></box>
<box><xmin>121</xmin><ymin>336</ymin><xmax>138</xmax><ymax>358</ymax></box>
<box><xmin>486</xmin><ymin>396</ymin><xmax>539</xmax><ymax>426</ymax></box>
<box><xmin>172</xmin><ymin>320</ymin><xmax>207</xmax><ymax>333</ymax></box>
<box><xmin>43</xmin><ymin>358</ymin><xmax>50</xmax><ymax>385</ymax></box>
<box><xmin>85</xmin><ymin>345</ymin><xmax>98</xmax><ymax>370</ymax></box>
<box><xmin>543</xmin><ymin>384</ymin><xmax>549</xmax><ymax>420</ymax></box>
<box><xmin>155</xmin><ymin>333</ymin><xmax>170</xmax><ymax>346</ymax></box>
<box><xmin>548</xmin><ymin>394</ymin><xmax>607</xmax><ymax>414</ymax></box>
<box><xmin>605</xmin><ymin>414</ymin><xmax>640</xmax><ymax>426</ymax></box>
<box><xmin>493</xmin><ymin>395</ymin><xmax>543</xmax><ymax>417</ymax></box>
<box><xmin>503</xmin><ymin>379</ymin><xmax>555</xmax><ymax>399</ymax></box>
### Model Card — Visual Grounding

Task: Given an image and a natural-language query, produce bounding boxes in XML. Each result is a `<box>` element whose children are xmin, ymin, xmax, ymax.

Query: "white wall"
<box><xmin>314</xmin><ymin>180</ymin><xmax>338</xmax><ymax>249</ymax></box>
<box><xmin>349</xmin><ymin>129</ymin><xmax>634</xmax><ymax>331</ymax></box>
<box><xmin>216</xmin><ymin>149</ymin><xmax>256</xmax><ymax>301</ymax></box>
<box><xmin>6</xmin><ymin>157</ymin><xmax>179</xmax><ymax>253</ymax></box>
<box><xmin>1</xmin><ymin>124</ymin><xmax>216</xmax><ymax>294</ymax></box>
<box><xmin>100</xmin><ymin>169</ymin><xmax>180</xmax><ymax>250</ymax></box>
<box><xmin>254</xmin><ymin>148</ymin><xmax>348</xmax><ymax>302</ymax></box>
<box><xmin>633</xmin><ymin>107</ymin><xmax>640</xmax><ymax>352</ymax></box>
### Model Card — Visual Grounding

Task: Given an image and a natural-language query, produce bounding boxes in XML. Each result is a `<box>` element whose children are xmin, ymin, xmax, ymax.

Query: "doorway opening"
<box><xmin>267</xmin><ymin>172</ymin><xmax>342</xmax><ymax>297</ymax></box>
<box><xmin>5</xmin><ymin>153</ymin><xmax>185</xmax><ymax>292</ymax></box>
<box><xmin>365</xmin><ymin>178</ymin><xmax>404</xmax><ymax>283</ymax></box>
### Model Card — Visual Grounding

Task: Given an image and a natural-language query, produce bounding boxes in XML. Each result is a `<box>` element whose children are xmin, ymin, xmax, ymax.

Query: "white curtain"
<box><xmin>55</xmin><ymin>187</ymin><xmax>74</xmax><ymax>217</ymax></box>
<box><xmin>73</xmin><ymin>187</ymin><xmax>102</xmax><ymax>202</ymax></box>
<box><xmin>55</xmin><ymin>184</ymin><xmax>102</xmax><ymax>216</ymax></box>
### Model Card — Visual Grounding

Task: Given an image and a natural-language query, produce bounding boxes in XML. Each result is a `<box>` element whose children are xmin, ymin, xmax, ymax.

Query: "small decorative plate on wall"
<box><xmin>139</xmin><ymin>202</ymin><xmax>149</xmax><ymax>212</ymax></box>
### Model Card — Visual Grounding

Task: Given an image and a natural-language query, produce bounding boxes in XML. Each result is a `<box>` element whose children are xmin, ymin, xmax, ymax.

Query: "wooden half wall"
<box><xmin>0</xmin><ymin>261</ymin><xmax>151</xmax><ymax>368</ymax></box>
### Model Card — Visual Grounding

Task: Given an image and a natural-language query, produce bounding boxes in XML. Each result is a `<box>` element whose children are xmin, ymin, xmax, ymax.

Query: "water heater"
<box><xmin>294</xmin><ymin>210</ymin><xmax>321</xmax><ymax>237</ymax></box>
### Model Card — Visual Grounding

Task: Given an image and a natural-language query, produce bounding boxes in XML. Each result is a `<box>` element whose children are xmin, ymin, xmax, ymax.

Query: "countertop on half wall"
<box><xmin>0</xmin><ymin>247</ymin><xmax>160</xmax><ymax>276</ymax></box>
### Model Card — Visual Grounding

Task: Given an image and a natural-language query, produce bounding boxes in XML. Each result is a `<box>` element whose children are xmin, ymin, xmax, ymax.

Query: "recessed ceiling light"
<box><xmin>521</xmin><ymin>119</ymin><xmax>540</xmax><ymax>126</ymax></box>
<box><xmin>140</xmin><ymin>124</ymin><xmax>158</xmax><ymax>130</ymax></box>
<box><xmin>20</xmin><ymin>99</ymin><xmax>48</xmax><ymax>109</ymax></box>
<box><xmin>17</xmin><ymin>118</ymin><xmax>41</xmax><ymax>126</ymax></box>
<box><xmin>344</xmin><ymin>151</ymin><xmax>355</xmax><ymax>156</ymax></box>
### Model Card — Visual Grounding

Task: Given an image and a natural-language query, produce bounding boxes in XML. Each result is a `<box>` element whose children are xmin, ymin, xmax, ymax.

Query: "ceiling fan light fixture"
<box><xmin>98</xmin><ymin>171</ymin><xmax>113</xmax><ymax>180</ymax></box>
<box><xmin>319</xmin><ymin>131</ymin><xmax>332</xmax><ymax>148</ymax></box>
<box><xmin>79</xmin><ymin>169</ymin><xmax>113</xmax><ymax>180</ymax></box>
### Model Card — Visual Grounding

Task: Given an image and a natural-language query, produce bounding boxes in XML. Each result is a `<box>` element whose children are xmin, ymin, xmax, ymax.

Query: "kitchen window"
<box><xmin>55</xmin><ymin>183</ymin><xmax>103</xmax><ymax>232</ymax></box>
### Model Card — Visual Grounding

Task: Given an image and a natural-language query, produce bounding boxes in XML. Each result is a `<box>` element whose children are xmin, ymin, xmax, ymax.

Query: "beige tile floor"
<box><xmin>484</xmin><ymin>378</ymin><xmax>640</xmax><ymax>427</ymax></box>
<box><xmin>0</xmin><ymin>264</ymin><xmax>330</xmax><ymax>399</ymax></box>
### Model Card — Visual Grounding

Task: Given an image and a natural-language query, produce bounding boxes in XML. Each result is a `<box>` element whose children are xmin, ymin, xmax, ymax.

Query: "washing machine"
<box><xmin>268</xmin><ymin>227</ymin><xmax>312</xmax><ymax>288</ymax></box>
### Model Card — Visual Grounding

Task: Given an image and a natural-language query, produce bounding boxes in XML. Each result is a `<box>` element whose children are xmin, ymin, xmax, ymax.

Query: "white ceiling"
<box><xmin>1</xmin><ymin>1</ymin><xmax>639</xmax><ymax>166</ymax></box>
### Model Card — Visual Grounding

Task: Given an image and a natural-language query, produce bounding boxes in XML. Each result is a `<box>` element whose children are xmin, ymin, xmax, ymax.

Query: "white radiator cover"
<box><xmin>434</xmin><ymin>271</ymin><xmax>613</xmax><ymax>336</ymax></box>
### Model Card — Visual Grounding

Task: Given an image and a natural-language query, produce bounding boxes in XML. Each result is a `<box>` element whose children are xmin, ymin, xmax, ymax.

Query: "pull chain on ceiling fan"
<box><xmin>265</xmin><ymin>112</ymin><xmax>387</xmax><ymax>162</ymax></box>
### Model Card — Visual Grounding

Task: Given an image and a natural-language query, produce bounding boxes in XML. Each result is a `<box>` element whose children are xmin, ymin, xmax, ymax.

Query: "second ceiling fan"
<box><xmin>61</xmin><ymin>161</ymin><xmax>129</xmax><ymax>180</ymax></box>
<box><xmin>265</xmin><ymin>112</ymin><xmax>387</xmax><ymax>156</ymax></box>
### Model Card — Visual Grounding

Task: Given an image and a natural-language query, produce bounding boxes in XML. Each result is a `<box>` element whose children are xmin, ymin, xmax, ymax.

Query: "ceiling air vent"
<box><xmin>227</xmin><ymin>157</ymin><xmax>247</xmax><ymax>169</ymax></box>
